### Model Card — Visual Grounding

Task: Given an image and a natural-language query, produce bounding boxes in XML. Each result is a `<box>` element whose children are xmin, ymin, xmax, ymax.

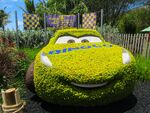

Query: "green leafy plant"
<box><xmin>18</xmin><ymin>30</ymin><xmax>53</xmax><ymax>48</ymax></box>
<box><xmin>118</xmin><ymin>6</ymin><xmax>150</xmax><ymax>33</ymax></box>
<box><xmin>0</xmin><ymin>47</ymin><xmax>17</xmax><ymax>88</ymax></box>
<box><xmin>0</xmin><ymin>30</ymin><xmax>16</xmax><ymax>47</ymax></box>
<box><xmin>0</xmin><ymin>47</ymin><xmax>30</xmax><ymax>89</ymax></box>
<box><xmin>0</xmin><ymin>30</ymin><xmax>54</xmax><ymax>48</ymax></box>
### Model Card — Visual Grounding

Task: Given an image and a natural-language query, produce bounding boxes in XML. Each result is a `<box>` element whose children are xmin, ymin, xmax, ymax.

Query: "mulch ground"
<box><xmin>23</xmin><ymin>81</ymin><xmax>150</xmax><ymax>113</ymax></box>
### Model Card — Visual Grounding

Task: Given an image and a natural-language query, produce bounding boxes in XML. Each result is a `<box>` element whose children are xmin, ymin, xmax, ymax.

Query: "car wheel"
<box><xmin>25</xmin><ymin>62</ymin><xmax>35</xmax><ymax>93</ymax></box>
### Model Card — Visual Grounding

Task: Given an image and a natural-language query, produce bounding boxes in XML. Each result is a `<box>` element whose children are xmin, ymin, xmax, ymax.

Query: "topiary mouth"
<box><xmin>71</xmin><ymin>81</ymin><xmax>108</xmax><ymax>89</ymax></box>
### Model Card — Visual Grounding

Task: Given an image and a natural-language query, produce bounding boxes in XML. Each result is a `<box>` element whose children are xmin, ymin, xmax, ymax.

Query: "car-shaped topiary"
<box><xmin>25</xmin><ymin>29</ymin><xmax>136</xmax><ymax>106</ymax></box>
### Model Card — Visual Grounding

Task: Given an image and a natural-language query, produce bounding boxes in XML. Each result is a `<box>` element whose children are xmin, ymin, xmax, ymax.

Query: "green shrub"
<box><xmin>18</xmin><ymin>30</ymin><xmax>54</xmax><ymax>48</ymax></box>
<box><xmin>0</xmin><ymin>30</ymin><xmax>54</xmax><ymax>48</ymax></box>
<box><xmin>118</xmin><ymin>6</ymin><xmax>150</xmax><ymax>33</ymax></box>
<box><xmin>0</xmin><ymin>47</ymin><xmax>29</xmax><ymax>89</ymax></box>
<box><xmin>34</xmin><ymin>29</ymin><xmax>136</xmax><ymax>106</ymax></box>
<box><xmin>0</xmin><ymin>47</ymin><xmax>17</xmax><ymax>88</ymax></box>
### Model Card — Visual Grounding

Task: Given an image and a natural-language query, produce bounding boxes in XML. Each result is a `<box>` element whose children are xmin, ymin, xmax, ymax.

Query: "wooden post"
<box><xmin>77</xmin><ymin>13</ymin><xmax>80</xmax><ymax>29</ymax></box>
<box><xmin>44</xmin><ymin>13</ymin><xmax>48</xmax><ymax>43</ymax></box>
<box><xmin>145</xmin><ymin>34</ymin><xmax>150</xmax><ymax>58</ymax></box>
<box><xmin>101</xmin><ymin>9</ymin><xmax>104</xmax><ymax>35</ymax></box>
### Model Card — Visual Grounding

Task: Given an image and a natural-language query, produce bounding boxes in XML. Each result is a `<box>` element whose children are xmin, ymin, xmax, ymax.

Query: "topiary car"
<box><xmin>25</xmin><ymin>29</ymin><xmax>136</xmax><ymax>106</ymax></box>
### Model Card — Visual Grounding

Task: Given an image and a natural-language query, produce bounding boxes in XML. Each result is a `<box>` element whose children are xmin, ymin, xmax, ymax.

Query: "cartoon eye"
<box><xmin>80</xmin><ymin>36</ymin><xmax>102</xmax><ymax>43</ymax></box>
<box><xmin>55</xmin><ymin>36</ymin><xmax>77</xmax><ymax>44</ymax></box>
<box><xmin>67</xmin><ymin>39</ymin><xmax>75</xmax><ymax>43</ymax></box>
<box><xmin>81</xmin><ymin>39</ymin><xmax>89</xmax><ymax>43</ymax></box>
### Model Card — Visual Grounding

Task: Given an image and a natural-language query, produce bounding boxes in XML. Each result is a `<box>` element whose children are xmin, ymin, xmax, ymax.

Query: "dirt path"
<box><xmin>23</xmin><ymin>81</ymin><xmax>150</xmax><ymax>113</ymax></box>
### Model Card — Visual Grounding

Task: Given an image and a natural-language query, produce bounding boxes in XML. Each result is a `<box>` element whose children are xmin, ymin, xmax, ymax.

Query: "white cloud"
<box><xmin>18</xmin><ymin>20</ymin><xmax>23</xmax><ymax>26</ymax></box>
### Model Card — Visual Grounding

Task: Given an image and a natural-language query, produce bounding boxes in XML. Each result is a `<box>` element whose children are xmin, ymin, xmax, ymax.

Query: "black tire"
<box><xmin>25</xmin><ymin>62</ymin><xmax>35</xmax><ymax>93</ymax></box>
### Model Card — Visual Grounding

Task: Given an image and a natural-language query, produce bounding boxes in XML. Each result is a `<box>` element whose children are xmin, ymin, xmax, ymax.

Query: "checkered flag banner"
<box><xmin>59</xmin><ymin>15</ymin><xmax>77</xmax><ymax>28</ymax></box>
<box><xmin>23</xmin><ymin>14</ymin><xmax>40</xmax><ymax>30</ymax></box>
<box><xmin>82</xmin><ymin>13</ymin><xmax>97</xmax><ymax>29</ymax></box>
<box><xmin>47</xmin><ymin>14</ymin><xmax>77</xmax><ymax>29</ymax></box>
<box><xmin>46</xmin><ymin>14</ymin><xmax>60</xmax><ymax>28</ymax></box>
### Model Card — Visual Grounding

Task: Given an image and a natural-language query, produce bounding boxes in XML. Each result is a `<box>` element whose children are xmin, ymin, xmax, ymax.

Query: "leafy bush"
<box><xmin>34</xmin><ymin>29</ymin><xmax>136</xmax><ymax>106</ymax></box>
<box><xmin>0</xmin><ymin>47</ymin><xmax>17</xmax><ymax>88</ymax></box>
<box><xmin>0</xmin><ymin>47</ymin><xmax>29</xmax><ymax>89</ymax></box>
<box><xmin>18</xmin><ymin>30</ymin><xmax>53</xmax><ymax>48</ymax></box>
<box><xmin>118</xmin><ymin>6</ymin><xmax>150</xmax><ymax>33</ymax></box>
<box><xmin>97</xmin><ymin>24</ymin><xmax>121</xmax><ymax>44</ymax></box>
<box><xmin>0</xmin><ymin>30</ymin><xmax>16</xmax><ymax>47</ymax></box>
<box><xmin>0</xmin><ymin>30</ymin><xmax>54</xmax><ymax>48</ymax></box>
<box><xmin>97</xmin><ymin>24</ymin><xmax>119</xmax><ymax>35</ymax></box>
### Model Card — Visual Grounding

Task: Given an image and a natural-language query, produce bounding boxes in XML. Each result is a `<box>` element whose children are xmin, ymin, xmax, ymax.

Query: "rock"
<box><xmin>25</xmin><ymin>62</ymin><xmax>35</xmax><ymax>93</ymax></box>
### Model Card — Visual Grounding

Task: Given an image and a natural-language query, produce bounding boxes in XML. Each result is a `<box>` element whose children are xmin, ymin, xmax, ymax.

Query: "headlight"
<box><xmin>40</xmin><ymin>52</ymin><xmax>52</xmax><ymax>67</ymax></box>
<box><xmin>122</xmin><ymin>49</ymin><xmax>130</xmax><ymax>64</ymax></box>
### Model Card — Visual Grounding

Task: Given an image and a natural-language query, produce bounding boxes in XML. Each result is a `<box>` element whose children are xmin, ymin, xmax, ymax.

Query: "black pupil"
<box><xmin>81</xmin><ymin>39</ymin><xmax>89</xmax><ymax>43</ymax></box>
<box><xmin>67</xmin><ymin>39</ymin><xmax>75</xmax><ymax>43</ymax></box>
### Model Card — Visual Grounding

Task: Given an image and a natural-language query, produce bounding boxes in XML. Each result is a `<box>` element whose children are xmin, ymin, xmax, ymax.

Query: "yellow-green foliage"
<box><xmin>49</xmin><ymin>29</ymin><xmax>105</xmax><ymax>44</ymax></box>
<box><xmin>34</xmin><ymin>29</ymin><xmax>136</xmax><ymax>106</ymax></box>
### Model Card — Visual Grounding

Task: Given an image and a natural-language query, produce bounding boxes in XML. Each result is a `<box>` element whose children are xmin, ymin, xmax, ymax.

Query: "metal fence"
<box><xmin>104</xmin><ymin>33</ymin><xmax>150</xmax><ymax>58</ymax></box>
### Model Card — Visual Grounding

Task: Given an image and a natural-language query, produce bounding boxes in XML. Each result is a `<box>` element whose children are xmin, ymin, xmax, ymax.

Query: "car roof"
<box><xmin>49</xmin><ymin>29</ymin><xmax>105</xmax><ymax>44</ymax></box>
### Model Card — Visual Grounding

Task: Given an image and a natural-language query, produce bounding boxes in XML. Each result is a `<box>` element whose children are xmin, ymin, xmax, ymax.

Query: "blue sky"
<box><xmin>0</xmin><ymin>0</ymin><xmax>39</xmax><ymax>30</ymax></box>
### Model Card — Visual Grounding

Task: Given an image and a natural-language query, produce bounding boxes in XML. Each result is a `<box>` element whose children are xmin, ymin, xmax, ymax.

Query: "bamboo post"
<box><xmin>5</xmin><ymin>88</ymin><xmax>16</xmax><ymax>105</ymax></box>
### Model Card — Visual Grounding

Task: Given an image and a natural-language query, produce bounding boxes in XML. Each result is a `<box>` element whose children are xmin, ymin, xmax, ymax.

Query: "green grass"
<box><xmin>135</xmin><ymin>55</ymin><xmax>150</xmax><ymax>80</ymax></box>
<box><xmin>19</xmin><ymin>48</ymin><xmax>41</xmax><ymax>60</ymax></box>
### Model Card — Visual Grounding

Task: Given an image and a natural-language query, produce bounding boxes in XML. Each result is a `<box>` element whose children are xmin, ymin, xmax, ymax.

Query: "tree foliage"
<box><xmin>85</xmin><ymin>0</ymin><xmax>138</xmax><ymax>25</ymax></box>
<box><xmin>23</xmin><ymin>0</ymin><xmax>36</xmax><ymax>13</ymax></box>
<box><xmin>118</xmin><ymin>6</ymin><xmax>150</xmax><ymax>33</ymax></box>
<box><xmin>35</xmin><ymin>0</ymin><xmax>88</xmax><ymax>14</ymax></box>
<box><xmin>22</xmin><ymin>0</ymin><xmax>149</xmax><ymax>28</ymax></box>
<box><xmin>0</xmin><ymin>9</ymin><xmax>9</xmax><ymax>31</ymax></box>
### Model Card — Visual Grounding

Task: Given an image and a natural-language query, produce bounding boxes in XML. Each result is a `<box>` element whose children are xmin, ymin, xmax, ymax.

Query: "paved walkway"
<box><xmin>23</xmin><ymin>81</ymin><xmax>150</xmax><ymax>113</ymax></box>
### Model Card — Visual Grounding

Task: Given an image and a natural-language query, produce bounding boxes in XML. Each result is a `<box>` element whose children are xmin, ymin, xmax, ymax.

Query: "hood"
<box><xmin>35</xmin><ymin>42</ymin><xmax>129</xmax><ymax>84</ymax></box>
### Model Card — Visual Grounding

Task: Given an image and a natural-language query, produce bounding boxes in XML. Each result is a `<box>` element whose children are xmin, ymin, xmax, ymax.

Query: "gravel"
<box><xmin>23</xmin><ymin>81</ymin><xmax>150</xmax><ymax>113</ymax></box>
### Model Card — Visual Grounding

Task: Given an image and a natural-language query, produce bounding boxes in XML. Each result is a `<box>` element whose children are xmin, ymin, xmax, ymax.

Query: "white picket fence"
<box><xmin>104</xmin><ymin>33</ymin><xmax>150</xmax><ymax>58</ymax></box>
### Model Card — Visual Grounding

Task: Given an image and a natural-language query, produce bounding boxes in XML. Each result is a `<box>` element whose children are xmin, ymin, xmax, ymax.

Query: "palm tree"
<box><xmin>0</xmin><ymin>9</ymin><xmax>9</xmax><ymax>31</ymax></box>
<box><xmin>23</xmin><ymin>0</ymin><xmax>36</xmax><ymax>13</ymax></box>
